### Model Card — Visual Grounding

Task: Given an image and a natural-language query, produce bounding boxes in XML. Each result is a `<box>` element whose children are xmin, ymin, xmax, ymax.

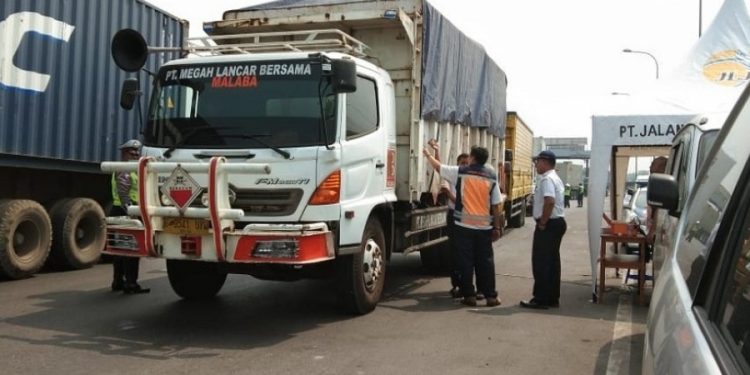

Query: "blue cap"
<box><xmin>534</xmin><ymin>150</ymin><xmax>556</xmax><ymax>163</ymax></box>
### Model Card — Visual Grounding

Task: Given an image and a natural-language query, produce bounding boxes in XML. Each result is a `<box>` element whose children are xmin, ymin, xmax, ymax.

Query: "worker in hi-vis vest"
<box><xmin>423</xmin><ymin>145</ymin><xmax>503</xmax><ymax>308</ymax></box>
<box><xmin>110</xmin><ymin>139</ymin><xmax>150</xmax><ymax>294</ymax></box>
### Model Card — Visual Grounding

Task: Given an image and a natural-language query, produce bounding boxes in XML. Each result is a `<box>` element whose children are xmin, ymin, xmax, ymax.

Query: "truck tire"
<box><xmin>167</xmin><ymin>259</ymin><xmax>227</xmax><ymax>299</ymax></box>
<box><xmin>49</xmin><ymin>198</ymin><xmax>106</xmax><ymax>269</ymax></box>
<box><xmin>510</xmin><ymin>200</ymin><xmax>526</xmax><ymax>228</ymax></box>
<box><xmin>337</xmin><ymin>218</ymin><xmax>386</xmax><ymax>315</ymax></box>
<box><xmin>517</xmin><ymin>200</ymin><xmax>526</xmax><ymax>227</ymax></box>
<box><xmin>0</xmin><ymin>199</ymin><xmax>52</xmax><ymax>279</ymax></box>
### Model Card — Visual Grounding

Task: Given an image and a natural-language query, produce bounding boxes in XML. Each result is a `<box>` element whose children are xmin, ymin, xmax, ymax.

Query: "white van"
<box><xmin>643</xmin><ymin>84</ymin><xmax>750</xmax><ymax>373</ymax></box>
<box><xmin>651</xmin><ymin>117</ymin><xmax>721</xmax><ymax>280</ymax></box>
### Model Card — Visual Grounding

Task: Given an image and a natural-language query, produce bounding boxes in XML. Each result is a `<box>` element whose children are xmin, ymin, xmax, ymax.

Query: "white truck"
<box><xmin>103</xmin><ymin>0</ymin><xmax>507</xmax><ymax>314</ymax></box>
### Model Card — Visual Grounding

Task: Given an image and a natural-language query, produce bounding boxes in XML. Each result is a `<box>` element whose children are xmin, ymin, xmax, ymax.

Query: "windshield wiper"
<box><xmin>223</xmin><ymin>134</ymin><xmax>291</xmax><ymax>159</ymax></box>
<box><xmin>162</xmin><ymin>123</ymin><xmax>232</xmax><ymax>158</ymax></box>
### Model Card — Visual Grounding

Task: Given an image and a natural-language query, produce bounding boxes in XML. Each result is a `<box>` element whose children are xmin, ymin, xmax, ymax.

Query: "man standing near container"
<box><xmin>577</xmin><ymin>182</ymin><xmax>584</xmax><ymax>207</ymax></box>
<box><xmin>429</xmin><ymin>139</ymin><xmax>471</xmax><ymax>298</ymax></box>
<box><xmin>423</xmin><ymin>145</ymin><xmax>503</xmax><ymax>307</ymax></box>
<box><xmin>521</xmin><ymin>150</ymin><xmax>566</xmax><ymax>309</ymax></box>
<box><xmin>110</xmin><ymin>139</ymin><xmax>150</xmax><ymax>294</ymax></box>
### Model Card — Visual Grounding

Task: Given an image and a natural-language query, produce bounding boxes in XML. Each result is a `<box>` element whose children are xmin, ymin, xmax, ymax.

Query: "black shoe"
<box><xmin>123</xmin><ymin>283</ymin><xmax>150</xmax><ymax>294</ymax></box>
<box><xmin>548</xmin><ymin>301</ymin><xmax>560</xmax><ymax>308</ymax></box>
<box><xmin>460</xmin><ymin>296</ymin><xmax>477</xmax><ymax>307</ymax></box>
<box><xmin>476</xmin><ymin>292</ymin><xmax>485</xmax><ymax>301</ymax></box>
<box><xmin>111</xmin><ymin>281</ymin><xmax>124</xmax><ymax>292</ymax></box>
<box><xmin>449</xmin><ymin>287</ymin><xmax>462</xmax><ymax>299</ymax></box>
<box><xmin>520</xmin><ymin>299</ymin><xmax>549</xmax><ymax>310</ymax></box>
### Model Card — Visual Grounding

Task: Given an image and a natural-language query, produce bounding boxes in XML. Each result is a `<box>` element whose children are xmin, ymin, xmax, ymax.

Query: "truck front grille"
<box><xmin>233</xmin><ymin>188</ymin><xmax>304</xmax><ymax>216</ymax></box>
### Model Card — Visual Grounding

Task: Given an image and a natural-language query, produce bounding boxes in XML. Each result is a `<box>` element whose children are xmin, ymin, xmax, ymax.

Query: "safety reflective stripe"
<box><xmin>111</xmin><ymin>172</ymin><xmax>139</xmax><ymax>207</ymax></box>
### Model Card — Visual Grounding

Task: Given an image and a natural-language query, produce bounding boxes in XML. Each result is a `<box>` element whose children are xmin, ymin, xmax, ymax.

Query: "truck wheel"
<box><xmin>49</xmin><ymin>198</ymin><xmax>106</xmax><ymax>269</ymax></box>
<box><xmin>337</xmin><ymin>218</ymin><xmax>386</xmax><ymax>315</ymax></box>
<box><xmin>167</xmin><ymin>259</ymin><xmax>227</xmax><ymax>299</ymax></box>
<box><xmin>510</xmin><ymin>200</ymin><xmax>526</xmax><ymax>228</ymax></box>
<box><xmin>517</xmin><ymin>201</ymin><xmax>526</xmax><ymax>227</ymax></box>
<box><xmin>0</xmin><ymin>200</ymin><xmax>52</xmax><ymax>279</ymax></box>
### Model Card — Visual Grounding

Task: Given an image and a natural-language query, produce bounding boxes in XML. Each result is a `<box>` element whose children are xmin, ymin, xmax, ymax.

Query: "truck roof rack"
<box><xmin>186</xmin><ymin>29</ymin><xmax>369</xmax><ymax>57</ymax></box>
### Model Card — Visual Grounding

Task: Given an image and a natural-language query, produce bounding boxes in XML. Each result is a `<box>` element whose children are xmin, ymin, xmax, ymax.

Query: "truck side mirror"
<box><xmin>120</xmin><ymin>78</ymin><xmax>140</xmax><ymax>110</ymax></box>
<box><xmin>331</xmin><ymin>59</ymin><xmax>357</xmax><ymax>93</ymax></box>
<box><xmin>647</xmin><ymin>173</ymin><xmax>679</xmax><ymax>213</ymax></box>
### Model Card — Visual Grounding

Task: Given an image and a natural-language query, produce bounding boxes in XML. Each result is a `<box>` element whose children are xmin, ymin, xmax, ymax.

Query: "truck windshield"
<box><xmin>144</xmin><ymin>59</ymin><xmax>337</xmax><ymax>149</ymax></box>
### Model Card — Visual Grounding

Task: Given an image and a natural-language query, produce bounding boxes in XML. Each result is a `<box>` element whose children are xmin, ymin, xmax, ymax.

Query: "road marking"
<box><xmin>606</xmin><ymin>293</ymin><xmax>633</xmax><ymax>375</ymax></box>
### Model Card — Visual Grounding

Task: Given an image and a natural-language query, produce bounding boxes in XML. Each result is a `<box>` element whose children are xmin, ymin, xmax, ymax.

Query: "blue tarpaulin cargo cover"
<box><xmin>235</xmin><ymin>0</ymin><xmax>507</xmax><ymax>137</ymax></box>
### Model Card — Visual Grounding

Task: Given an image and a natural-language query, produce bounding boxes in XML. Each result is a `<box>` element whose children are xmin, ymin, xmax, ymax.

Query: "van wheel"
<box><xmin>49</xmin><ymin>198</ymin><xmax>106</xmax><ymax>269</ymax></box>
<box><xmin>167</xmin><ymin>260</ymin><xmax>227</xmax><ymax>299</ymax></box>
<box><xmin>337</xmin><ymin>218</ymin><xmax>386</xmax><ymax>315</ymax></box>
<box><xmin>0</xmin><ymin>200</ymin><xmax>52</xmax><ymax>279</ymax></box>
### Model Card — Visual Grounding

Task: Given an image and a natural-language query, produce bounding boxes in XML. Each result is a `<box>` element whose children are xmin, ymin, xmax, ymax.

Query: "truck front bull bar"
<box><xmin>102</xmin><ymin>156</ymin><xmax>270</xmax><ymax>260</ymax></box>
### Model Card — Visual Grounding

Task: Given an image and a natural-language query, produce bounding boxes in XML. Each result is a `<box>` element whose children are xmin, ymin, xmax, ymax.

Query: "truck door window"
<box><xmin>345</xmin><ymin>76</ymin><xmax>378</xmax><ymax>140</ymax></box>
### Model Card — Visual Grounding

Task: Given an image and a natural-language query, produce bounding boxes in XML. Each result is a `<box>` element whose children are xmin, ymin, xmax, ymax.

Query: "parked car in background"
<box><xmin>622</xmin><ymin>186</ymin><xmax>648</xmax><ymax>250</ymax></box>
<box><xmin>643</xmin><ymin>84</ymin><xmax>750</xmax><ymax>374</ymax></box>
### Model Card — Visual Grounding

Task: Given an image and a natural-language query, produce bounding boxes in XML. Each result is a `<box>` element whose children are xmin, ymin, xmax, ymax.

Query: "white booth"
<box><xmin>586</xmin><ymin>0</ymin><xmax>750</xmax><ymax>301</ymax></box>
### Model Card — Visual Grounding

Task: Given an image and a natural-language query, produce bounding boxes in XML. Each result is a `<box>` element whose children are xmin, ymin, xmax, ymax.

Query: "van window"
<box><xmin>677</xmin><ymin>135</ymin><xmax>692</xmax><ymax>211</ymax></box>
<box><xmin>715</xmin><ymin>217</ymin><xmax>750</xmax><ymax>367</ymax></box>
<box><xmin>345</xmin><ymin>76</ymin><xmax>378</xmax><ymax>140</ymax></box>
<box><xmin>677</xmin><ymin>99</ymin><xmax>750</xmax><ymax>294</ymax></box>
<box><xmin>696</xmin><ymin>130</ymin><xmax>719</xmax><ymax>176</ymax></box>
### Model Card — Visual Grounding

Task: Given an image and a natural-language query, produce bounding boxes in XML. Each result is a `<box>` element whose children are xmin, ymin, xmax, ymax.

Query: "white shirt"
<box><xmin>533</xmin><ymin>169</ymin><xmax>565</xmax><ymax>220</ymax></box>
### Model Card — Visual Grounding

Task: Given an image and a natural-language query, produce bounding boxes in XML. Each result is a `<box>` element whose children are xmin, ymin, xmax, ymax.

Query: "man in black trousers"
<box><xmin>521</xmin><ymin>150</ymin><xmax>567</xmax><ymax>309</ymax></box>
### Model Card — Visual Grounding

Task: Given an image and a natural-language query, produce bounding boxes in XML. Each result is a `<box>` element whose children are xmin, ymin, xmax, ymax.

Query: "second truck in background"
<box><xmin>501</xmin><ymin>112</ymin><xmax>534</xmax><ymax>228</ymax></box>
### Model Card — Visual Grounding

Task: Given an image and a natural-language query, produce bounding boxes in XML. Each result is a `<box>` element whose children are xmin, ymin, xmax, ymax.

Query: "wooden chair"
<box><xmin>598</xmin><ymin>227</ymin><xmax>648</xmax><ymax>305</ymax></box>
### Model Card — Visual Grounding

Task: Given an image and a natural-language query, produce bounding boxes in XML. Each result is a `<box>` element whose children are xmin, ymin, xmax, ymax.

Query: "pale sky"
<box><xmin>147</xmin><ymin>0</ymin><xmax>724</xmax><ymax>145</ymax></box>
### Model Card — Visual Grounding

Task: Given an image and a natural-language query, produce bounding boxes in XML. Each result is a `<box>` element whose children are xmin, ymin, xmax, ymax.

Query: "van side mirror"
<box><xmin>647</xmin><ymin>173</ymin><xmax>679</xmax><ymax>212</ymax></box>
<box><xmin>120</xmin><ymin>78</ymin><xmax>141</xmax><ymax>110</ymax></box>
<box><xmin>331</xmin><ymin>59</ymin><xmax>357</xmax><ymax>93</ymax></box>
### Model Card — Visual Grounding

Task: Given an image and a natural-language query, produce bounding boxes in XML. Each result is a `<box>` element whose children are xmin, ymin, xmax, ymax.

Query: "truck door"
<box><xmin>338</xmin><ymin>75</ymin><xmax>386</xmax><ymax>245</ymax></box>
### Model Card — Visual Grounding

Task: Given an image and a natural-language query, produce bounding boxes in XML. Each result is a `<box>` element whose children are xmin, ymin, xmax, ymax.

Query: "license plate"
<box><xmin>162</xmin><ymin>217</ymin><xmax>210</xmax><ymax>236</ymax></box>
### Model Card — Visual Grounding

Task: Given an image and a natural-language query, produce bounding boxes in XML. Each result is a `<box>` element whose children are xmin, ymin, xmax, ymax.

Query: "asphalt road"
<box><xmin>0</xmin><ymin>200</ymin><xmax>647</xmax><ymax>375</ymax></box>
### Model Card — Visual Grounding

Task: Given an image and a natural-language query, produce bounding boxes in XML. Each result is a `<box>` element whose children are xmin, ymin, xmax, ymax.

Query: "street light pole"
<box><xmin>623</xmin><ymin>49</ymin><xmax>659</xmax><ymax>79</ymax></box>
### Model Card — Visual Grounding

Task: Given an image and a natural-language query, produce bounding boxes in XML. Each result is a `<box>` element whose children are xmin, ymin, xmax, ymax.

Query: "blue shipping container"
<box><xmin>0</xmin><ymin>0</ymin><xmax>186</xmax><ymax>171</ymax></box>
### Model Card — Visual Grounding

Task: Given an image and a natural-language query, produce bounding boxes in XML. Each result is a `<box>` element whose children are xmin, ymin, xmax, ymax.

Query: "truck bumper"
<box><xmin>105</xmin><ymin>218</ymin><xmax>335</xmax><ymax>265</ymax></box>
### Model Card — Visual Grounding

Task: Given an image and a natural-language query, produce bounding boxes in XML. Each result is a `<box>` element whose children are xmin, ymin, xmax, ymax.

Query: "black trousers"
<box><xmin>447</xmin><ymin>211</ymin><xmax>461</xmax><ymax>288</ymax></box>
<box><xmin>532</xmin><ymin>218</ymin><xmax>567</xmax><ymax>304</ymax></box>
<box><xmin>110</xmin><ymin>205</ymin><xmax>141</xmax><ymax>285</ymax></box>
<box><xmin>454</xmin><ymin>225</ymin><xmax>497</xmax><ymax>298</ymax></box>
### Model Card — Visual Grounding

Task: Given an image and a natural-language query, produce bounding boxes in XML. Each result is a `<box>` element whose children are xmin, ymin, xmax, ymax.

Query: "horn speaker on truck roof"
<box><xmin>111</xmin><ymin>29</ymin><xmax>183</xmax><ymax>72</ymax></box>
